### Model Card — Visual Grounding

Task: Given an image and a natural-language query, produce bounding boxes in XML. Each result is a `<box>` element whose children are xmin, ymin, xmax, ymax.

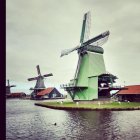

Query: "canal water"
<box><xmin>6</xmin><ymin>99</ymin><xmax>140</xmax><ymax>140</ymax></box>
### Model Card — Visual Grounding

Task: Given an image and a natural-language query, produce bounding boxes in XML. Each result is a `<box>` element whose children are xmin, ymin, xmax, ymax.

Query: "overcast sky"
<box><xmin>6</xmin><ymin>0</ymin><xmax>140</xmax><ymax>94</ymax></box>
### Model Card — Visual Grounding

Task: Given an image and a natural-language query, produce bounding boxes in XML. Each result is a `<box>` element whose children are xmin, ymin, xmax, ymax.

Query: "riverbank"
<box><xmin>35</xmin><ymin>101</ymin><xmax>140</xmax><ymax>111</ymax></box>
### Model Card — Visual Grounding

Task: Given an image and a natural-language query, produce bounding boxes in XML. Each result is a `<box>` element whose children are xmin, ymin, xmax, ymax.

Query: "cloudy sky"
<box><xmin>6</xmin><ymin>0</ymin><xmax>140</xmax><ymax>94</ymax></box>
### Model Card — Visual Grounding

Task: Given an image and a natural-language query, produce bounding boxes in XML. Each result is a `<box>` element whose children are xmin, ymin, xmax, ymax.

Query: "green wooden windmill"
<box><xmin>61</xmin><ymin>11</ymin><xmax>118</xmax><ymax>100</ymax></box>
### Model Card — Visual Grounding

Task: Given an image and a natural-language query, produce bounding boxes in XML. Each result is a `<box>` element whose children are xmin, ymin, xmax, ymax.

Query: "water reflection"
<box><xmin>6</xmin><ymin>99</ymin><xmax>140</xmax><ymax>140</ymax></box>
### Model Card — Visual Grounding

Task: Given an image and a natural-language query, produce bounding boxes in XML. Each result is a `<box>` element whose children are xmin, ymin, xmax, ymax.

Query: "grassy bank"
<box><xmin>35</xmin><ymin>101</ymin><xmax>140</xmax><ymax>111</ymax></box>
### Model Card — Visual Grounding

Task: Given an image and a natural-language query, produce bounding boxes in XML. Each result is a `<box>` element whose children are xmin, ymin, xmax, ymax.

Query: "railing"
<box><xmin>98</xmin><ymin>85</ymin><xmax>124</xmax><ymax>91</ymax></box>
<box><xmin>60</xmin><ymin>83</ymin><xmax>75</xmax><ymax>88</ymax></box>
<box><xmin>111</xmin><ymin>85</ymin><xmax>123</xmax><ymax>88</ymax></box>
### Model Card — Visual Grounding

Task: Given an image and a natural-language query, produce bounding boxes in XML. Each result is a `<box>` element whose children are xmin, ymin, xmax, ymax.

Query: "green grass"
<box><xmin>37</xmin><ymin>101</ymin><xmax>140</xmax><ymax>109</ymax></box>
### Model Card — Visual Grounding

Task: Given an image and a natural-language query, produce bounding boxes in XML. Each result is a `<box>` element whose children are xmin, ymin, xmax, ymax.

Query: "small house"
<box><xmin>36</xmin><ymin>87</ymin><xmax>63</xmax><ymax>99</ymax></box>
<box><xmin>117</xmin><ymin>85</ymin><xmax>140</xmax><ymax>102</ymax></box>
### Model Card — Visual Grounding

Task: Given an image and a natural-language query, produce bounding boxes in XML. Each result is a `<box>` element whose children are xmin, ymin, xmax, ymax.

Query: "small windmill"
<box><xmin>61</xmin><ymin>11</ymin><xmax>116</xmax><ymax>100</ymax></box>
<box><xmin>28</xmin><ymin>65</ymin><xmax>53</xmax><ymax>99</ymax></box>
<box><xmin>6</xmin><ymin>80</ymin><xmax>16</xmax><ymax>95</ymax></box>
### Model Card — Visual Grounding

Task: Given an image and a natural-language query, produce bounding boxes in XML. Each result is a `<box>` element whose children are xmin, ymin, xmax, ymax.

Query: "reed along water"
<box><xmin>6</xmin><ymin>99</ymin><xmax>140</xmax><ymax>140</ymax></box>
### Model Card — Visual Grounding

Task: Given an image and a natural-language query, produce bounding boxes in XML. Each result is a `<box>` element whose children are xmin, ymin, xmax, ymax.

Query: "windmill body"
<box><xmin>34</xmin><ymin>76</ymin><xmax>46</xmax><ymax>89</ymax></box>
<box><xmin>73</xmin><ymin>50</ymin><xmax>106</xmax><ymax>100</ymax></box>
<box><xmin>28</xmin><ymin>65</ymin><xmax>53</xmax><ymax>99</ymax></box>
<box><xmin>61</xmin><ymin>12</ymin><xmax>120</xmax><ymax>100</ymax></box>
<box><xmin>6</xmin><ymin>80</ymin><xmax>16</xmax><ymax>95</ymax></box>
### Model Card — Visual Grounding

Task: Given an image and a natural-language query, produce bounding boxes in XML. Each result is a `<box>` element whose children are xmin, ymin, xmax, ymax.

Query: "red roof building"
<box><xmin>36</xmin><ymin>87</ymin><xmax>62</xmax><ymax>99</ymax></box>
<box><xmin>6</xmin><ymin>92</ymin><xmax>26</xmax><ymax>98</ymax></box>
<box><xmin>117</xmin><ymin>85</ymin><xmax>140</xmax><ymax>102</ymax></box>
<box><xmin>37</xmin><ymin>87</ymin><xmax>54</xmax><ymax>96</ymax></box>
<box><xmin>117</xmin><ymin>85</ymin><xmax>140</xmax><ymax>95</ymax></box>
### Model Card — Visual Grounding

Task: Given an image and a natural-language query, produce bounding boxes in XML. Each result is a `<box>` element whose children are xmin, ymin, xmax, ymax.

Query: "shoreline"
<box><xmin>35</xmin><ymin>102</ymin><xmax>140</xmax><ymax>111</ymax></box>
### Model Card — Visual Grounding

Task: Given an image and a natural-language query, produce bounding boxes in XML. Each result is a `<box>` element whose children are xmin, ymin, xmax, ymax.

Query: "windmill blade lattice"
<box><xmin>82</xmin><ymin>31</ymin><xmax>110</xmax><ymax>47</ymax></box>
<box><xmin>80</xmin><ymin>11</ymin><xmax>91</xmax><ymax>43</ymax></box>
<box><xmin>60</xmin><ymin>45</ymin><xmax>80</xmax><ymax>57</ymax></box>
<box><xmin>91</xmin><ymin>33</ymin><xmax>109</xmax><ymax>47</ymax></box>
<box><xmin>83</xmin><ymin>11</ymin><xmax>91</xmax><ymax>43</ymax></box>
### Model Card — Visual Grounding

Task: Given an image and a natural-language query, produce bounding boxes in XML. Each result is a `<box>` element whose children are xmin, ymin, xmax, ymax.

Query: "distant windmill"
<box><xmin>60</xmin><ymin>11</ymin><xmax>118</xmax><ymax>100</ymax></box>
<box><xmin>6</xmin><ymin>80</ymin><xmax>16</xmax><ymax>95</ymax></box>
<box><xmin>28</xmin><ymin>65</ymin><xmax>53</xmax><ymax>99</ymax></box>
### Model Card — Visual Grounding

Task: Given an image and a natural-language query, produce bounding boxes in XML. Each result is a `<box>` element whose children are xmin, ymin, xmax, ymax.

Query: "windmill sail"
<box><xmin>60</xmin><ymin>45</ymin><xmax>80</xmax><ymax>57</ymax></box>
<box><xmin>28</xmin><ymin>77</ymin><xmax>38</xmax><ymax>81</ymax></box>
<box><xmin>91</xmin><ymin>35</ymin><xmax>109</xmax><ymax>46</ymax></box>
<box><xmin>74</xmin><ymin>12</ymin><xmax>91</xmax><ymax>83</ymax></box>
<box><xmin>43</xmin><ymin>73</ymin><xmax>53</xmax><ymax>77</ymax></box>
<box><xmin>90</xmin><ymin>31</ymin><xmax>110</xmax><ymax>46</ymax></box>
<box><xmin>10</xmin><ymin>85</ymin><xmax>16</xmax><ymax>87</ymax></box>
<box><xmin>37</xmin><ymin>65</ymin><xmax>41</xmax><ymax>75</ymax></box>
<box><xmin>82</xmin><ymin>31</ymin><xmax>110</xmax><ymax>47</ymax></box>
<box><xmin>60</xmin><ymin>12</ymin><xmax>91</xmax><ymax>57</ymax></box>
<box><xmin>80</xmin><ymin>11</ymin><xmax>91</xmax><ymax>43</ymax></box>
